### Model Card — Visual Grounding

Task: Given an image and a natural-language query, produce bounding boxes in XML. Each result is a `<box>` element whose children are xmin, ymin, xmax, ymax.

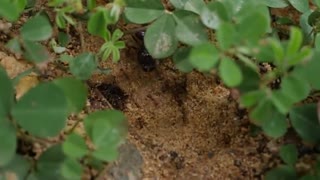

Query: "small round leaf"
<box><xmin>218</xmin><ymin>57</ymin><xmax>243</xmax><ymax>87</ymax></box>
<box><xmin>144</xmin><ymin>14</ymin><xmax>178</xmax><ymax>58</ymax></box>
<box><xmin>21</xmin><ymin>15</ymin><xmax>53</xmax><ymax>41</ymax></box>
<box><xmin>53</xmin><ymin>77</ymin><xmax>88</xmax><ymax>113</ymax></box>
<box><xmin>189</xmin><ymin>42</ymin><xmax>219</xmax><ymax>72</ymax></box>
<box><xmin>12</xmin><ymin>83</ymin><xmax>68</xmax><ymax>138</ymax></box>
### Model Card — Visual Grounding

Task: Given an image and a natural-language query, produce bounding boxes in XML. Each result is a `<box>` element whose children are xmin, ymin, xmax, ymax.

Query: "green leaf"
<box><xmin>184</xmin><ymin>0</ymin><xmax>206</xmax><ymax>15</ymax></box>
<box><xmin>6</xmin><ymin>37</ymin><xmax>22</xmax><ymax>55</ymax></box>
<box><xmin>237</xmin><ymin>11</ymin><xmax>268</xmax><ymax>44</ymax></box>
<box><xmin>218</xmin><ymin>57</ymin><xmax>242</xmax><ymax>87</ymax></box>
<box><xmin>262</xmin><ymin>0</ymin><xmax>289</xmax><ymax>8</ymax></box>
<box><xmin>269</xmin><ymin>38</ymin><xmax>285</xmax><ymax>65</ymax></box>
<box><xmin>262</xmin><ymin>109</ymin><xmax>287</xmax><ymax>138</ymax></box>
<box><xmin>0</xmin><ymin>155</ymin><xmax>30</xmax><ymax>179</ymax></box>
<box><xmin>0</xmin><ymin>0</ymin><xmax>20</xmax><ymax>21</ymax></box>
<box><xmin>270</xmin><ymin>90</ymin><xmax>294</xmax><ymax>114</ymax></box>
<box><xmin>91</xmin><ymin>110</ymin><xmax>126</xmax><ymax>148</ymax></box>
<box><xmin>189</xmin><ymin>42</ymin><xmax>219</xmax><ymax>72</ymax></box>
<box><xmin>144</xmin><ymin>14</ymin><xmax>178</xmax><ymax>58</ymax></box>
<box><xmin>63</xmin><ymin>133</ymin><xmax>88</xmax><ymax>159</ymax></box>
<box><xmin>265</xmin><ymin>165</ymin><xmax>297</xmax><ymax>180</ymax></box>
<box><xmin>34</xmin><ymin>144</ymin><xmax>65</xmax><ymax>179</ymax></box>
<box><xmin>111</xmin><ymin>48</ymin><xmax>120</xmax><ymax>62</ymax></box>
<box><xmin>58</xmin><ymin>31</ymin><xmax>70</xmax><ymax>47</ymax></box>
<box><xmin>307</xmin><ymin>10</ymin><xmax>320</xmax><ymax>26</ymax></box>
<box><xmin>290</xmin><ymin>104</ymin><xmax>320</xmax><ymax>143</ymax></box>
<box><xmin>0</xmin><ymin>120</ymin><xmax>17</xmax><ymax>166</ymax></box>
<box><xmin>173</xmin><ymin>10</ymin><xmax>208</xmax><ymax>46</ymax></box>
<box><xmin>236</xmin><ymin>64</ymin><xmax>260</xmax><ymax>93</ymax></box>
<box><xmin>316</xmin><ymin>33</ymin><xmax>320</xmax><ymax>50</ymax></box>
<box><xmin>288</xmin><ymin>0</ymin><xmax>309</xmax><ymax>13</ymax></box>
<box><xmin>21</xmin><ymin>15</ymin><xmax>52</xmax><ymax>41</ymax></box>
<box><xmin>61</xmin><ymin>158</ymin><xmax>82</xmax><ymax>179</ymax></box>
<box><xmin>217</xmin><ymin>22</ymin><xmax>236</xmax><ymax>50</ymax></box>
<box><xmin>279</xmin><ymin>144</ymin><xmax>298</xmax><ymax>165</ymax></box>
<box><xmin>12</xmin><ymin>82</ymin><xmax>68</xmax><ymax>138</ymax></box>
<box><xmin>169</xmin><ymin>0</ymin><xmax>188</xmax><ymax>9</ymax></box>
<box><xmin>287</xmin><ymin>46</ymin><xmax>312</xmax><ymax>65</ymax></box>
<box><xmin>92</xmin><ymin>146</ymin><xmax>119</xmax><ymax>162</ymax></box>
<box><xmin>239</xmin><ymin>90</ymin><xmax>265</xmax><ymax>107</ymax></box>
<box><xmin>53</xmin><ymin>77</ymin><xmax>88</xmax><ymax>113</ymax></box>
<box><xmin>111</xmin><ymin>29</ymin><xmax>123</xmax><ymax>42</ymax></box>
<box><xmin>294</xmin><ymin>50</ymin><xmax>320</xmax><ymax>89</ymax></box>
<box><xmin>84</xmin><ymin>110</ymin><xmax>127</xmax><ymax>148</ymax></box>
<box><xmin>87</xmin><ymin>8</ymin><xmax>111</xmax><ymax>39</ymax></box>
<box><xmin>69</xmin><ymin>53</ymin><xmax>97</xmax><ymax>80</ymax></box>
<box><xmin>23</xmin><ymin>40</ymin><xmax>50</xmax><ymax>63</ymax></box>
<box><xmin>255</xmin><ymin>41</ymin><xmax>275</xmax><ymax>62</ymax></box>
<box><xmin>56</xmin><ymin>13</ymin><xmax>66</xmax><ymax>29</ymax></box>
<box><xmin>249</xmin><ymin>97</ymin><xmax>288</xmax><ymax>139</ymax></box>
<box><xmin>87</xmin><ymin>0</ymin><xmax>96</xmax><ymax>10</ymax></box>
<box><xmin>281</xmin><ymin>75</ymin><xmax>310</xmax><ymax>103</ymax></box>
<box><xmin>286</xmin><ymin>27</ymin><xmax>303</xmax><ymax>58</ymax></box>
<box><xmin>124</xmin><ymin>0</ymin><xmax>164</xmax><ymax>24</ymax></box>
<box><xmin>172</xmin><ymin>47</ymin><xmax>194</xmax><ymax>72</ymax></box>
<box><xmin>300</xmin><ymin>10</ymin><xmax>313</xmax><ymax>43</ymax></box>
<box><xmin>0</xmin><ymin>66</ymin><xmax>14</xmax><ymax>117</ymax></box>
<box><xmin>200</xmin><ymin>3</ymin><xmax>220</xmax><ymax>29</ymax></box>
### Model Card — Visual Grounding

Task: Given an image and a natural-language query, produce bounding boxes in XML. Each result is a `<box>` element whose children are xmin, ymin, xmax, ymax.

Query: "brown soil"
<box><xmin>1</xmin><ymin>1</ymin><xmax>319</xmax><ymax>180</ymax></box>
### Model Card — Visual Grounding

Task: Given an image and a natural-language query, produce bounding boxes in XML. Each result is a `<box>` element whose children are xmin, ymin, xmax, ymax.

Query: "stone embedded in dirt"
<box><xmin>96</xmin><ymin>83</ymin><xmax>128</xmax><ymax>110</ymax></box>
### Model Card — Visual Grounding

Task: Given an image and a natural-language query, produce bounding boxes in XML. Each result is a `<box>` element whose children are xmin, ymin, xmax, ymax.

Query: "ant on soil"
<box><xmin>133</xmin><ymin>30</ymin><xmax>157</xmax><ymax>72</ymax></box>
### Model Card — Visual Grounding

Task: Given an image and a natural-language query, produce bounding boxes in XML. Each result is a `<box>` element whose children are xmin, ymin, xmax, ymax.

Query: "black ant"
<box><xmin>133</xmin><ymin>30</ymin><xmax>157</xmax><ymax>72</ymax></box>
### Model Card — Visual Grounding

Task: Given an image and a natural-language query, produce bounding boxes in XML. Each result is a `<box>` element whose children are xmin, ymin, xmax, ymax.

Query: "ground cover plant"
<box><xmin>1</xmin><ymin>0</ymin><xmax>320</xmax><ymax>179</ymax></box>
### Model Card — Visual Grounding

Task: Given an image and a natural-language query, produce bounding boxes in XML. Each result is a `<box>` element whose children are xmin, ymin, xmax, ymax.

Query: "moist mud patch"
<box><xmin>96</xmin><ymin>83</ymin><xmax>128</xmax><ymax>110</ymax></box>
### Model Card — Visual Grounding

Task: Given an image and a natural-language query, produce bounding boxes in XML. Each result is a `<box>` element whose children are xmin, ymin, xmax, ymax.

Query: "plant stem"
<box><xmin>236</xmin><ymin>53</ymin><xmax>259</xmax><ymax>72</ymax></box>
<box><xmin>65</xmin><ymin>115</ymin><xmax>83</xmax><ymax>134</ymax></box>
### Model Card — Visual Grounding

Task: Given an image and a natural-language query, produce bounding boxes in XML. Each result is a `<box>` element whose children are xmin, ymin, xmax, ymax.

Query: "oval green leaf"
<box><xmin>0</xmin><ymin>66</ymin><xmax>14</xmax><ymax>117</ymax></box>
<box><xmin>61</xmin><ymin>158</ymin><xmax>82</xmax><ymax>179</ymax></box>
<box><xmin>69</xmin><ymin>53</ymin><xmax>97</xmax><ymax>80</ymax></box>
<box><xmin>279</xmin><ymin>144</ymin><xmax>298</xmax><ymax>165</ymax></box>
<box><xmin>21</xmin><ymin>15</ymin><xmax>53</xmax><ymax>41</ymax></box>
<box><xmin>34</xmin><ymin>144</ymin><xmax>65</xmax><ymax>179</ymax></box>
<box><xmin>91</xmin><ymin>110</ymin><xmax>126</xmax><ymax>148</ymax></box>
<box><xmin>53</xmin><ymin>77</ymin><xmax>88</xmax><ymax>113</ymax></box>
<box><xmin>290</xmin><ymin>104</ymin><xmax>320</xmax><ymax>143</ymax></box>
<box><xmin>219</xmin><ymin>57</ymin><xmax>243</xmax><ymax>87</ymax></box>
<box><xmin>173</xmin><ymin>10</ymin><xmax>208</xmax><ymax>46</ymax></box>
<box><xmin>173</xmin><ymin>47</ymin><xmax>194</xmax><ymax>72</ymax></box>
<box><xmin>189</xmin><ymin>42</ymin><xmax>219</xmax><ymax>72</ymax></box>
<box><xmin>124</xmin><ymin>0</ymin><xmax>164</xmax><ymax>24</ymax></box>
<box><xmin>288</xmin><ymin>0</ymin><xmax>309</xmax><ymax>13</ymax></box>
<box><xmin>62</xmin><ymin>133</ymin><xmax>88</xmax><ymax>159</ymax></box>
<box><xmin>0</xmin><ymin>120</ymin><xmax>17</xmax><ymax>166</ymax></box>
<box><xmin>144</xmin><ymin>14</ymin><xmax>178</xmax><ymax>58</ymax></box>
<box><xmin>12</xmin><ymin>83</ymin><xmax>68</xmax><ymax>138</ymax></box>
<box><xmin>23</xmin><ymin>40</ymin><xmax>50</xmax><ymax>63</ymax></box>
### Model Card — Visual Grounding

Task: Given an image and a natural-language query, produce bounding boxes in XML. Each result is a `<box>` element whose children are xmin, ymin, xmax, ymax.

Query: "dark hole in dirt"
<box><xmin>236</xmin><ymin>106</ymin><xmax>247</xmax><ymax>120</ymax></box>
<box><xmin>169</xmin><ymin>151</ymin><xmax>185</xmax><ymax>170</ymax></box>
<box><xmin>96</xmin><ymin>83</ymin><xmax>128</xmax><ymax>110</ymax></box>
